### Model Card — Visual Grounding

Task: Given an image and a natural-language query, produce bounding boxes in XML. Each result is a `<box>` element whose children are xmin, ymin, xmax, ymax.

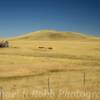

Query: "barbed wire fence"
<box><xmin>0</xmin><ymin>71</ymin><xmax>99</xmax><ymax>100</ymax></box>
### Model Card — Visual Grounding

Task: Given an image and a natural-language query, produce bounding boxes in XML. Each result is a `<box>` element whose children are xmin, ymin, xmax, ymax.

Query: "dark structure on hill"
<box><xmin>0</xmin><ymin>41</ymin><xmax>9</xmax><ymax>48</ymax></box>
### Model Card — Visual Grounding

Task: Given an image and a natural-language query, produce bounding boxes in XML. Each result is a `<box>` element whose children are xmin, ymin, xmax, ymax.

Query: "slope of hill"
<box><xmin>11</xmin><ymin>30</ymin><xmax>91</xmax><ymax>41</ymax></box>
<box><xmin>0</xmin><ymin>30</ymin><xmax>100</xmax><ymax>100</ymax></box>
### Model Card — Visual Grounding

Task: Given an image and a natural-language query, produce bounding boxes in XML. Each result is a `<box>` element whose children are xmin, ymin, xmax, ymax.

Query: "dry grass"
<box><xmin>0</xmin><ymin>34</ymin><xmax>100</xmax><ymax>99</ymax></box>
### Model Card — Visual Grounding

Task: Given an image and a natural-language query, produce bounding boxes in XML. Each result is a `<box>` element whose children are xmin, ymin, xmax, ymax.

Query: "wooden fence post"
<box><xmin>83</xmin><ymin>72</ymin><xmax>86</xmax><ymax>100</ymax></box>
<box><xmin>83</xmin><ymin>72</ymin><xmax>86</xmax><ymax>89</ymax></box>
<box><xmin>48</xmin><ymin>77</ymin><xmax>50</xmax><ymax>94</ymax></box>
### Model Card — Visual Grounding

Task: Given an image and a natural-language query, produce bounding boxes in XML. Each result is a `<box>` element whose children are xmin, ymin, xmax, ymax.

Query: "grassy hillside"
<box><xmin>10</xmin><ymin>30</ymin><xmax>92</xmax><ymax>41</ymax></box>
<box><xmin>0</xmin><ymin>30</ymin><xmax>100</xmax><ymax>100</ymax></box>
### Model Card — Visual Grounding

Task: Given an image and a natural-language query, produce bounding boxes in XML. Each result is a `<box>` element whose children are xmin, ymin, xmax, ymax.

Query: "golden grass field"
<box><xmin>0</xmin><ymin>30</ymin><xmax>100</xmax><ymax>100</ymax></box>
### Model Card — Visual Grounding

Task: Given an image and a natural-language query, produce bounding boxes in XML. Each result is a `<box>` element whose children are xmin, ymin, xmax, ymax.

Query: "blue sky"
<box><xmin>0</xmin><ymin>0</ymin><xmax>100</xmax><ymax>37</ymax></box>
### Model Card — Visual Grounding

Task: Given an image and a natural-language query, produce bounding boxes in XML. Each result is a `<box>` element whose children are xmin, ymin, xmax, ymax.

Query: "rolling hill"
<box><xmin>0</xmin><ymin>29</ymin><xmax>100</xmax><ymax>100</ymax></box>
<box><xmin>11</xmin><ymin>30</ymin><xmax>92</xmax><ymax>41</ymax></box>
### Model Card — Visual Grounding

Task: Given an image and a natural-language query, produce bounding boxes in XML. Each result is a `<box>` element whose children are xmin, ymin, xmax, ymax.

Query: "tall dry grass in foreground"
<box><xmin>0</xmin><ymin>39</ymin><xmax>100</xmax><ymax>100</ymax></box>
